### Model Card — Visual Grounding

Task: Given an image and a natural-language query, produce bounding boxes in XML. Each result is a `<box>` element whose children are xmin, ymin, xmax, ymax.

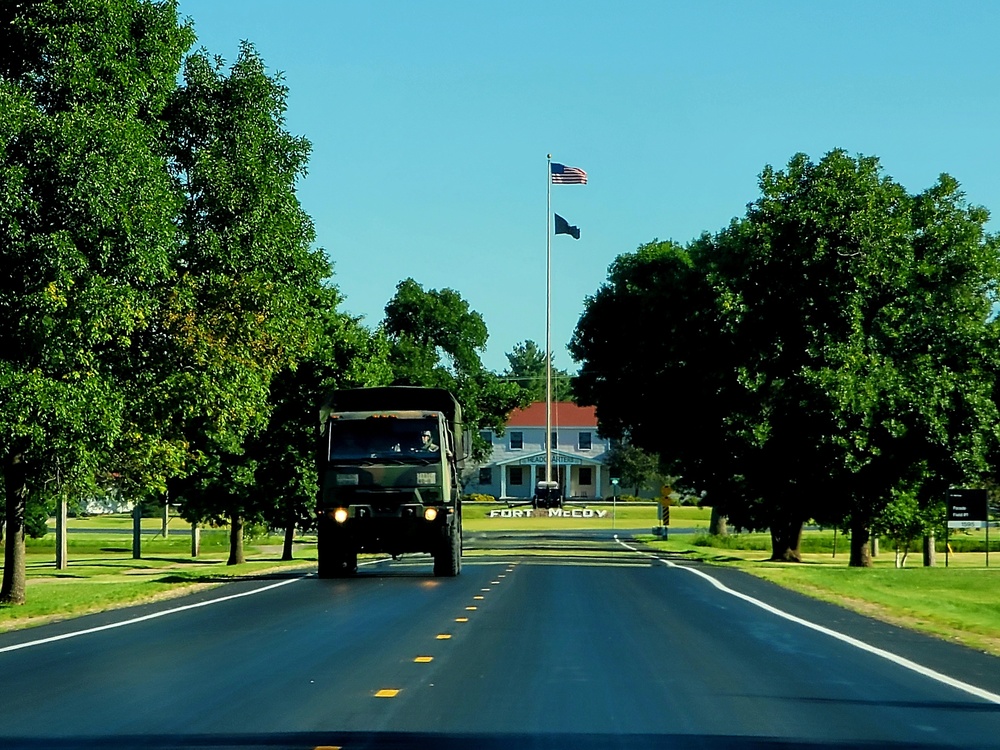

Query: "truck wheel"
<box><xmin>318</xmin><ymin>543</ymin><xmax>357</xmax><ymax>578</ymax></box>
<box><xmin>433</xmin><ymin>523</ymin><xmax>461</xmax><ymax>577</ymax></box>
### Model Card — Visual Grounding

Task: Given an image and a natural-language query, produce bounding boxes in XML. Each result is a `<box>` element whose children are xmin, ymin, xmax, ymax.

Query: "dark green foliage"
<box><xmin>383</xmin><ymin>279</ymin><xmax>527</xmax><ymax>461</ymax></box>
<box><xmin>607</xmin><ymin>442</ymin><xmax>663</xmax><ymax>497</ymax></box>
<box><xmin>161</xmin><ymin>42</ymin><xmax>332</xmax><ymax>564</ymax></box>
<box><xmin>572</xmin><ymin>150</ymin><xmax>1000</xmax><ymax>567</ymax></box>
<box><xmin>250</xmin><ymin>301</ymin><xmax>392</xmax><ymax>559</ymax></box>
<box><xmin>504</xmin><ymin>340</ymin><xmax>574</xmax><ymax>403</ymax></box>
<box><xmin>0</xmin><ymin>0</ymin><xmax>195</xmax><ymax>603</ymax></box>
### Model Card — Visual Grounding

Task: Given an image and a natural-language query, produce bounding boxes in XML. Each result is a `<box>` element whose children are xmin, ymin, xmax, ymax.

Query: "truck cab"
<box><xmin>317</xmin><ymin>387</ymin><xmax>464</xmax><ymax>577</ymax></box>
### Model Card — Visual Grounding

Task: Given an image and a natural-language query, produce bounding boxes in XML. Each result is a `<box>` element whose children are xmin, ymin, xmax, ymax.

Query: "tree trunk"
<box><xmin>282</xmin><ymin>524</ymin><xmax>294</xmax><ymax>561</ymax></box>
<box><xmin>1</xmin><ymin>453</ymin><xmax>28</xmax><ymax>604</ymax></box>
<box><xmin>769</xmin><ymin>516</ymin><xmax>803</xmax><ymax>562</ymax></box>
<box><xmin>709</xmin><ymin>506</ymin><xmax>728</xmax><ymax>536</ymax></box>
<box><xmin>849</xmin><ymin>521</ymin><xmax>872</xmax><ymax>567</ymax></box>
<box><xmin>922</xmin><ymin>534</ymin><xmax>936</xmax><ymax>567</ymax></box>
<box><xmin>227</xmin><ymin>512</ymin><xmax>245</xmax><ymax>566</ymax></box>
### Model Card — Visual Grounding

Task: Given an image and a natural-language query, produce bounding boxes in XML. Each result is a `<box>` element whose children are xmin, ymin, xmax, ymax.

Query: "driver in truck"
<box><xmin>420</xmin><ymin>429</ymin><xmax>439</xmax><ymax>452</ymax></box>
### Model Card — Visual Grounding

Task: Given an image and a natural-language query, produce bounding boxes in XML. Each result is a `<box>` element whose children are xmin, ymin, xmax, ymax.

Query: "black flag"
<box><xmin>554</xmin><ymin>213</ymin><xmax>580</xmax><ymax>240</ymax></box>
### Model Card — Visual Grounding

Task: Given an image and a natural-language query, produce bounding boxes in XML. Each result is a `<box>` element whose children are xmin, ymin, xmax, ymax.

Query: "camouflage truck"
<box><xmin>316</xmin><ymin>386</ymin><xmax>466</xmax><ymax>577</ymax></box>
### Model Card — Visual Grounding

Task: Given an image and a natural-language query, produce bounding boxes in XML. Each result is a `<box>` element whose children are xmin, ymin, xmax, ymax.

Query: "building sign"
<box><xmin>947</xmin><ymin>489</ymin><xmax>988</xmax><ymax>529</ymax></box>
<box><xmin>517</xmin><ymin>453</ymin><xmax>585</xmax><ymax>466</ymax></box>
<box><xmin>487</xmin><ymin>508</ymin><xmax>608</xmax><ymax>519</ymax></box>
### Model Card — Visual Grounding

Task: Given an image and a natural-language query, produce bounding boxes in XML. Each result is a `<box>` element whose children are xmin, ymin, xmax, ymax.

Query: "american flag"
<box><xmin>551</xmin><ymin>163</ymin><xmax>587</xmax><ymax>184</ymax></box>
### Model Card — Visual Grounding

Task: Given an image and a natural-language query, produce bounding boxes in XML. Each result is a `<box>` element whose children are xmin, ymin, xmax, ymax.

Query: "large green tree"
<box><xmin>250</xmin><ymin>292</ymin><xmax>392</xmax><ymax>560</ymax></box>
<box><xmin>161</xmin><ymin>42</ymin><xmax>329</xmax><ymax>565</ymax></box>
<box><xmin>0</xmin><ymin>0</ymin><xmax>194</xmax><ymax>603</ymax></box>
<box><xmin>382</xmin><ymin>279</ymin><xmax>527</xmax><ymax>461</ymax></box>
<box><xmin>606</xmin><ymin>442</ymin><xmax>663</xmax><ymax>497</ymax></box>
<box><xmin>571</xmin><ymin>239</ymin><xmax>748</xmax><ymax>532</ymax></box>
<box><xmin>503</xmin><ymin>340</ymin><xmax>575</xmax><ymax>403</ymax></box>
<box><xmin>716</xmin><ymin>152</ymin><xmax>1000</xmax><ymax>566</ymax></box>
<box><xmin>573</xmin><ymin>151</ymin><xmax>1000</xmax><ymax>567</ymax></box>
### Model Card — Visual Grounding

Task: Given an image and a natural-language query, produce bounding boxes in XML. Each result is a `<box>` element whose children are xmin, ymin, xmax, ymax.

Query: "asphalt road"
<box><xmin>2</xmin><ymin>529</ymin><xmax>1000</xmax><ymax>749</ymax></box>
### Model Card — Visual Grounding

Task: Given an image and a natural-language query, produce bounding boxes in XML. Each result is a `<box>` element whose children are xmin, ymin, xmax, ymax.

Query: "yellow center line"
<box><xmin>414</xmin><ymin>656</ymin><xmax>433</xmax><ymax>663</ymax></box>
<box><xmin>466</xmin><ymin>606</ymin><xmax>477</xmax><ymax>610</ymax></box>
<box><xmin>437</xmin><ymin>633</ymin><xmax>452</xmax><ymax>640</ymax></box>
<box><xmin>473</xmin><ymin>595</ymin><xmax>484</xmax><ymax>600</ymax></box>
<box><xmin>455</xmin><ymin>617</ymin><xmax>469</xmax><ymax>622</ymax></box>
<box><xmin>375</xmin><ymin>689</ymin><xmax>399</xmax><ymax>698</ymax></box>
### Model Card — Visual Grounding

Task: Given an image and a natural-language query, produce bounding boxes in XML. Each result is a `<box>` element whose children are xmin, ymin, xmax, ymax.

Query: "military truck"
<box><xmin>316</xmin><ymin>386</ymin><xmax>466</xmax><ymax>577</ymax></box>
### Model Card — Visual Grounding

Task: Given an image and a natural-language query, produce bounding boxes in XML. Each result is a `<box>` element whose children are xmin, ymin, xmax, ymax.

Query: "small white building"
<box><xmin>471</xmin><ymin>402</ymin><xmax>612</xmax><ymax>501</ymax></box>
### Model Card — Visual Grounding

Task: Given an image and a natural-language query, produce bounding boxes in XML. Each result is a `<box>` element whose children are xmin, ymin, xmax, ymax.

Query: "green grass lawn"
<box><xmin>2</xmin><ymin>526</ymin><xmax>317</xmax><ymax>633</ymax></box>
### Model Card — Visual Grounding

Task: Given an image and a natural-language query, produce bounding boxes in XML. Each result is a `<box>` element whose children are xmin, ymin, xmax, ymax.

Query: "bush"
<box><xmin>25</xmin><ymin>502</ymin><xmax>50</xmax><ymax>539</ymax></box>
<box><xmin>463</xmin><ymin>493</ymin><xmax>496</xmax><ymax>503</ymax></box>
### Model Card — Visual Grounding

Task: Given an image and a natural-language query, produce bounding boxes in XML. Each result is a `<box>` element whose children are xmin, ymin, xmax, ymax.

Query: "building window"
<box><xmin>479</xmin><ymin>467</ymin><xmax>492</xmax><ymax>485</ymax></box>
<box><xmin>579</xmin><ymin>432</ymin><xmax>592</xmax><ymax>451</ymax></box>
<box><xmin>480</xmin><ymin>430</ymin><xmax>493</xmax><ymax>446</ymax></box>
<box><xmin>550</xmin><ymin>431</ymin><xmax>558</xmax><ymax>449</ymax></box>
<box><xmin>510</xmin><ymin>467</ymin><xmax>523</xmax><ymax>486</ymax></box>
<box><xmin>579</xmin><ymin>467</ymin><xmax>593</xmax><ymax>485</ymax></box>
<box><xmin>510</xmin><ymin>431</ymin><xmax>523</xmax><ymax>450</ymax></box>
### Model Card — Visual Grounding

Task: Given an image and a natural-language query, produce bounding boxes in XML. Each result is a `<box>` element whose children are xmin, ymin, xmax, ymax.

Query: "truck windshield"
<box><xmin>328</xmin><ymin>417</ymin><xmax>441</xmax><ymax>460</ymax></box>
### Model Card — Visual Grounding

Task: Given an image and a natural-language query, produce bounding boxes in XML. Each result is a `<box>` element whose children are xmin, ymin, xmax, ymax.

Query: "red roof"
<box><xmin>506</xmin><ymin>401</ymin><xmax>597</xmax><ymax>428</ymax></box>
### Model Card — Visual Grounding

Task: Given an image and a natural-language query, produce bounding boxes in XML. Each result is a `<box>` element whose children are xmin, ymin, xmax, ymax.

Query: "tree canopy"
<box><xmin>572</xmin><ymin>150</ymin><xmax>1000</xmax><ymax>566</ymax></box>
<box><xmin>503</xmin><ymin>340</ymin><xmax>575</xmax><ymax>403</ymax></box>
<box><xmin>383</xmin><ymin>279</ymin><xmax>527</xmax><ymax>461</ymax></box>
<box><xmin>160</xmin><ymin>42</ymin><xmax>333</xmax><ymax>565</ymax></box>
<box><xmin>0</xmin><ymin>0</ymin><xmax>195</xmax><ymax>603</ymax></box>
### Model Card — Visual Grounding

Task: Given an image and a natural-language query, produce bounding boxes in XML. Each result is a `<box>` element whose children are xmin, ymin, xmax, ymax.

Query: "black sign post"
<box><xmin>947</xmin><ymin>489</ymin><xmax>989</xmax><ymax>568</ymax></box>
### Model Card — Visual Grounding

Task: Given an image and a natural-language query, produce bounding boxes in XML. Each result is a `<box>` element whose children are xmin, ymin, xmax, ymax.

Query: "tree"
<box><xmin>570</xmin><ymin>239</ymin><xmax>751</xmax><ymax>535</ymax></box>
<box><xmin>161</xmin><ymin>42</ymin><xmax>329</xmax><ymax>564</ymax></box>
<box><xmin>873</xmin><ymin>491</ymin><xmax>924</xmax><ymax>568</ymax></box>
<box><xmin>606</xmin><ymin>442</ymin><xmax>662</xmax><ymax>497</ymax></box>
<box><xmin>0</xmin><ymin>0</ymin><xmax>194</xmax><ymax>603</ymax></box>
<box><xmin>572</xmin><ymin>151</ymin><xmax>1000</xmax><ymax>567</ymax></box>
<box><xmin>382</xmin><ymin>279</ymin><xmax>527</xmax><ymax>461</ymax></box>
<box><xmin>504</xmin><ymin>340</ymin><xmax>574</xmax><ymax>402</ymax></box>
<box><xmin>723</xmin><ymin>152</ymin><xmax>1000</xmax><ymax>566</ymax></box>
<box><xmin>251</xmin><ymin>294</ymin><xmax>392</xmax><ymax>560</ymax></box>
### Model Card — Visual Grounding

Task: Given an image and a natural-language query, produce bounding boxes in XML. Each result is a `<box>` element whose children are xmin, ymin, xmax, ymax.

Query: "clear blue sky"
<box><xmin>175</xmin><ymin>0</ymin><xmax>1000</xmax><ymax>372</ymax></box>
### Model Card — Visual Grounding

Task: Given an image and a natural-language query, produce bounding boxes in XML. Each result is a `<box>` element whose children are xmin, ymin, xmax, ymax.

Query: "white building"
<box><xmin>471</xmin><ymin>402</ymin><xmax>612</xmax><ymax>501</ymax></box>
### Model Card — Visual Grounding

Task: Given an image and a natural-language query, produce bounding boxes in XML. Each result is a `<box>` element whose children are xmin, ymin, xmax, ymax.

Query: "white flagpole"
<box><xmin>545</xmin><ymin>154</ymin><xmax>553</xmax><ymax>486</ymax></box>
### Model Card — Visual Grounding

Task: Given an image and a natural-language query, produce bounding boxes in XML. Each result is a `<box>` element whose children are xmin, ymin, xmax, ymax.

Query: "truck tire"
<box><xmin>433</xmin><ymin>523</ymin><xmax>461</xmax><ymax>577</ymax></box>
<box><xmin>318</xmin><ymin>539</ymin><xmax>357</xmax><ymax>579</ymax></box>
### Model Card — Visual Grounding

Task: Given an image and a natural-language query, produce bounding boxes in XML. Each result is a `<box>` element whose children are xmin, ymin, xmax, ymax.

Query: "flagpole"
<box><xmin>545</xmin><ymin>154</ymin><xmax>552</xmax><ymax>487</ymax></box>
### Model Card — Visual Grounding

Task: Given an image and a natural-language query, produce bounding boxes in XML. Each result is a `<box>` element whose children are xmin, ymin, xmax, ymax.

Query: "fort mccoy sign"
<box><xmin>486</xmin><ymin>508</ymin><xmax>609</xmax><ymax>519</ymax></box>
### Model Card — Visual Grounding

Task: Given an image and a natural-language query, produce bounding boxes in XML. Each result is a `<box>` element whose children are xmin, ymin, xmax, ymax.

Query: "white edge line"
<box><xmin>615</xmin><ymin>535</ymin><xmax>1000</xmax><ymax>705</ymax></box>
<box><xmin>0</xmin><ymin>556</ymin><xmax>389</xmax><ymax>655</ymax></box>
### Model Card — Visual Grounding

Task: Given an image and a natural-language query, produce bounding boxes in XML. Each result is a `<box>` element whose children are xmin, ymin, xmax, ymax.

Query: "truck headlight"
<box><xmin>333</xmin><ymin>508</ymin><xmax>349</xmax><ymax>524</ymax></box>
<box><xmin>423</xmin><ymin>507</ymin><xmax>438</xmax><ymax>522</ymax></box>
